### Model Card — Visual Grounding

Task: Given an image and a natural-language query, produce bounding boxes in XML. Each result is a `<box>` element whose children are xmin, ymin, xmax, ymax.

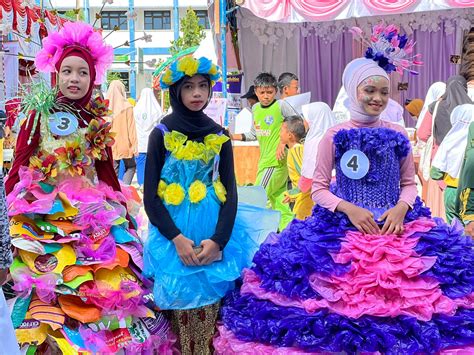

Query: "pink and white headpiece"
<box><xmin>35</xmin><ymin>21</ymin><xmax>113</xmax><ymax>85</ymax></box>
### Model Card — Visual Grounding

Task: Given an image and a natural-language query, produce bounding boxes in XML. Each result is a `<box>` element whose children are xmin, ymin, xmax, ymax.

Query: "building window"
<box><xmin>195</xmin><ymin>10</ymin><xmax>210</xmax><ymax>29</ymax></box>
<box><xmin>101</xmin><ymin>11</ymin><xmax>128</xmax><ymax>31</ymax></box>
<box><xmin>144</xmin><ymin>11</ymin><xmax>171</xmax><ymax>30</ymax></box>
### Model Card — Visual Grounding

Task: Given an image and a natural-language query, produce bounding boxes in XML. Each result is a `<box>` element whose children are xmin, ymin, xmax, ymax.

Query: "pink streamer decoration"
<box><xmin>363</xmin><ymin>0</ymin><xmax>420</xmax><ymax>13</ymax></box>
<box><xmin>291</xmin><ymin>0</ymin><xmax>349</xmax><ymax>21</ymax></box>
<box><xmin>76</xmin><ymin>235</ymin><xmax>116</xmax><ymax>263</ymax></box>
<box><xmin>78</xmin><ymin>326</ymin><xmax>109</xmax><ymax>353</ymax></box>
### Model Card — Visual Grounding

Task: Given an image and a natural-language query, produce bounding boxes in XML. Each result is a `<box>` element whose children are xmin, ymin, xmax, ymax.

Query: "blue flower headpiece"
<box><xmin>351</xmin><ymin>24</ymin><xmax>422</xmax><ymax>75</ymax></box>
<box><xmin>158</xmin><ymin>56</ymin><xmax>221</xmax><ymax>90</ymax></box>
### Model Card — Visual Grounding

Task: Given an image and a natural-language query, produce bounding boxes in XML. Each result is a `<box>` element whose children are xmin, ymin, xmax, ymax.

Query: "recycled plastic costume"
<box><xmin>214</xmin><ymin>24</ymin><xmax>474</xmax><ymax>354</ymax></box>
<box><xmin>4</xmin><ymin>22</ymin><xmax>175</xmax><ymax>353</ymax></box>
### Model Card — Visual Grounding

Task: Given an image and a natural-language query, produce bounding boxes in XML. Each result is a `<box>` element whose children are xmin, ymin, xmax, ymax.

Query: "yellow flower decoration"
<box><xmin>164</xmin><ymin>131</ymin><xmax>188</xmax><ymax>153</ymax></box>
<box><xmin>162</xmin><ymin>69</ymin><xmax>173</xmax><ymax>85</ymax></box>
<box><xmin>163</xmin><ymin>183</ymin><xmax>185</xmax><ymax>206</ymax></box>
<box><xmin>177</xmin><ymin>56</ymin><xmax>200</xmax><ymax>77</ymax></box>
<box><xmin>209</xmin><ymin>65</ymin><xmax>218</xmax><ymax>76</ymax></box>
<box><xmin>157</xmin><ymin>180</ymin><xmax>168</xmax><ymax>199</ymax></box>
<box><xmin>189</xmin><ymin>180</ymin><xmax>207</xmax><ymax>204</ymax></box>
<box><xmin>213</xmin><ymin>180</ymin><xmax>227</xmax><ymax>203</ymax></box>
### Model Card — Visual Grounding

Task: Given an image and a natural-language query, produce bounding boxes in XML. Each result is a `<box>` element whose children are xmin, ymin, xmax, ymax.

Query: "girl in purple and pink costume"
<box><xmin>214</xmin><ymin>25</ymin><xmax>474</xmax><ymax>354</ymax></box>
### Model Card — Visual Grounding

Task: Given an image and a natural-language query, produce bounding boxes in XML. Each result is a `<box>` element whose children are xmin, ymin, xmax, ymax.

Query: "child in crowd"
<box><xmin>144</xmin><ymin>56</ymin><xmax>270</xmax><ymax>354</ymax></box>
<box><xmin>280</xmin><ymin>116</ymin><xmax>313</xmax><ymax>220</ymax></box>
<box><xmin>232</xmin><ymin>73</ymin><xmax>297</xmax><ymax>230</ymax></box>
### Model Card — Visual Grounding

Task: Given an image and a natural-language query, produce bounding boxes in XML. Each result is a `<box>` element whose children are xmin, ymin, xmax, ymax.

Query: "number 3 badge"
<box><xmin>48</xmin><ymin>112</ymin><xmax>78</xmax><ymax>136</ymax></box>
<box><xmin>340</xmin><ymin>149</ymin><xmax>369</xmax><ymax>180</ymax></box>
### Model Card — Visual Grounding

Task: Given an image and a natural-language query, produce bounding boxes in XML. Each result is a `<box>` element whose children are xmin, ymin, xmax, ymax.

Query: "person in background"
<box><xmin>134</xmin><ymin>87</ymin><xmax>163</xmax><ymax>190</ymax></box>
<box><xmin>432</xmin><ymin>104</ymin><xmax>474</xmax><ymax>223</ymax></box>
<box><xmin>0</xmin><ymin>170</ymin><xmax>18</xmax><ymax>354</ymax></box>
<box><xmin>380</xmin><ymin>98</ymin><xmax>405</xmax><ymax>127</ymax></box>
<box><xmin>278</xmin><ymin>72</ymin><xmax>299</xmax><ymax>99</ymax></box>
<box><xmin>416</xmin><ymin>82</ymin><xmax>446</xmax><ymax>130</ymax></box>
<box><xmin>299</xmin><ymin>102</ymin><xmax>337</xmax><ymax>194</ymax></box>
<box><xmin>231</xmin><ymin>72</ymin><xmax>295</xmax><ymax>230</ymax></box>
<box><xmin>405</xmin><ymin>98</ymin><xmax>424</xmax><ymax>121</ymax></box>
<box><xmin>241</xmin><ymin>85</ymin><xmax>259</xmax><ymax>108</ymax></box>
<box><xmin>280</xmin><ymin>116</ymin><xmax>313</xmax><ymax>220</ymax></box>
<box><xmin>106</xmin><ymin>80</ymin><xmax>138</xmax><ymax>185</ymax></box>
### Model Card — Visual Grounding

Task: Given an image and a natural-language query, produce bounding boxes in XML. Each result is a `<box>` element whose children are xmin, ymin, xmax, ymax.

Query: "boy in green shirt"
<box><xmin>232</xmin><ymin>73</ymin><xmax>296</xmax><ymax>230</ymax></box>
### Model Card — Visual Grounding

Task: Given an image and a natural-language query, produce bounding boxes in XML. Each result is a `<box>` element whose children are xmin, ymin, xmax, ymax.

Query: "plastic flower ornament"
<box><xmin>159</xmin><ymin>56</ymin><xmax>221</xmax><ymax>89</ymax></box>
<box><xmin>213</xmin><ymin>180</ymin><xmax>227</xmax><ymax>203</ymax></box>
<box><xmin>163</xmin><ymin>183</ymin><xmax>185</xmax><ymax>206</ymax></box>
<box><xmin>86</xmin><ymin>97</ymin><xmax>112</xmax><ymax>118</ymax></box>
<box><xmin>350</xmin><ymin>23</ymin><xmax>422</xmax><ymax>75</ymax></box>
<box><xmin>54</xmin><ymin>138</ymin><xmax>92</xmax><ymax>176</ymax></box>
<box><xmin>157</xmin><ymin>180</ymin><xmax>168</xmax><ymax>199</ymax></box>
<box><xmin>189</xmin><ymin>180</ymin><xmax>207</xmax><ymax>204</ymax></box>
<box><xmin>85</xmin><ymin>119</ymin><xmax>115</xmax><ymax>161</ymax></box>
<box><xmin>29</xmin><ymin>153</ymin><xmax>58</xmax><ymax>180</ymax></box>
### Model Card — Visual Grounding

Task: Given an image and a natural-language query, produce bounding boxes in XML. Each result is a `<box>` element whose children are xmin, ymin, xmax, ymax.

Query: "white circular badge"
<box><xmin>340</xmin><ymin>149</ymin><xmax>370</xmax><ymax>180</ymax></box>
<box><xmin>48</xmin><ymin>112</ymin><xmax>78</xmax><ymax>136</ymax></box>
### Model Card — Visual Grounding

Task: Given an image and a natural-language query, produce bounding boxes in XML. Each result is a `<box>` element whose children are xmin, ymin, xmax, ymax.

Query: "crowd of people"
<box><xmin>0</xmin><ymin>19</ymin><xmax>473</xmax><ymax>355</ymax></box>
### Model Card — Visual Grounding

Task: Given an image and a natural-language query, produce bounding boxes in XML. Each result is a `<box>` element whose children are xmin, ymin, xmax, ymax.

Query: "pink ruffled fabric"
<box><xmin>242</xmin><ymin>219</ymin><xmax>464</xmax><ymax>321</ymax></box>
<box><xmin>213</xmin><ymin>325</ymin><xmax>323</xmax><ymax>355</ymax></box>
<box><xmin>7</xmin><ymin>166</ymin><xmax>57</xmax><ymax>216</ymax></box>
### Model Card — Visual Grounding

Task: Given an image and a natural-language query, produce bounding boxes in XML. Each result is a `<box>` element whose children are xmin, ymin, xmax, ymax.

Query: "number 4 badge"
<box><xmin>340</xmin><ymin>149</ymin><xmax>370</xmax><ymax>180</ymax></box>
<box><xmin>48</xmin><ymin>112</ymin><xmax>79</xmax><ymax>136</ymax></box>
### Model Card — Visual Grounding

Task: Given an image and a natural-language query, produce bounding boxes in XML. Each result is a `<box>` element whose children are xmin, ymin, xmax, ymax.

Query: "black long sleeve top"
<box><xmin>143</xmin><ymin>127</ymin><xmax>238</xmax><ymax>249</ymax></box>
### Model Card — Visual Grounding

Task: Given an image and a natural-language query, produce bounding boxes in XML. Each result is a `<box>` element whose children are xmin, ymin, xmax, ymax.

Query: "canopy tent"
<box><xmin>233</xmin><ymin>1</ymin><xmax>474</xmax><ymax>126</ymax></box>
<box><xmin>242</xmin><ymin>0</ymin><xmax>474</xmax><ymax>23</ymax></box>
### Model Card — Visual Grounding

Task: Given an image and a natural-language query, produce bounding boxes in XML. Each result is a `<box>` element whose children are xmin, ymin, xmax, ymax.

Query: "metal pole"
<box><xmin>128</xmin><ymin>0</ymin><xmax>136</xmax><ymax>99</ymax></box>
<box><xmin>84</xmin><ymin>0</ymin><xmax>90</xmax><ymax>23</ymax></box>
<box><xmin>76</xmin><ymin>0</ymin><xmax>80</xmax><ymax>21</ymax></box>
<box><xmin>173</xmin><ymin>0</ymin><xmax>179</xmax><ymax>41</ymax></box>
<box><xmin>219</xmin><ymin>0</ymin><xmax>227</xmax><ymax>100</ymax></box>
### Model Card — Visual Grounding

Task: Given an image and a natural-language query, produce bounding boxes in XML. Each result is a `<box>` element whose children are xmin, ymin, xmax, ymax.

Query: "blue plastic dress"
<box><xmin>144</xmin><ymin>125</ymin><xmax>279</xmax><ymax>310</ymax></box>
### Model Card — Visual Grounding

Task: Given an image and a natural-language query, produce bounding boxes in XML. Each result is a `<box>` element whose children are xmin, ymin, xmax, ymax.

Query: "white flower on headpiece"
<box><xmin>21</xmin><ymin>0</ymin><xmax>35</xmax><ymax>7</ymax></box>
<box><xmin>126</xmin><ymin>10</ymin><xmax>137</xmax><ymax>21</ymax></box>
<box><xmin>145</xmin><ymin>59</ymin><xmax>157</xmax><ymax>68</ymax></box>
<box><xmin>142</xmin><ymin>33</ymin><xmax>153</xmax><ymax>43</ymax></box>
<box><xmin>103</xmin><ymin>0</ymin><xmax>114</xmax><ymax>4</ymax></box>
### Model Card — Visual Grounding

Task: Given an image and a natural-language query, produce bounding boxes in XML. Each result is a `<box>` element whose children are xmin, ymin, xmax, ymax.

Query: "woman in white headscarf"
<box><xmin>416</xmin><ymin>81</ymin><xmax>446</xmax><ymax>130</ymax></box>
<box><xmin>134</xmin><ymin>88</ymin><xmax>163</xmax><ymax>188</ymax></box>
<box><xmin>299</xmin><ymin>102</ymin><xmax>336</xmax><ymax>193</ymax></box>
<box><xmin>332</xmin><ymin>86</ymin><xmax>350</xmax><ymax>123</ymax></box>
<box><xmin>380</xmin><ymin>98</ymin><xmax>405</xmax><ymax>127</ymax></box>
<box><xmin>431</xmin><ymin>104</ymin><xmax>474</xmax><ymax>222</ymax></box>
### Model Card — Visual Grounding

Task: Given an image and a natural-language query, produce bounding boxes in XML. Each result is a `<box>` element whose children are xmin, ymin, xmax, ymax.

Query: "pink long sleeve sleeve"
<box><xmin>417</xmin><ymin>111</ymin><xmax>432</xmax><ymax>143</ymax></box>
<box><xmin>311</xmin><ymin>128</ymin><xmax>342</xmax><ymax>212</ymax></box>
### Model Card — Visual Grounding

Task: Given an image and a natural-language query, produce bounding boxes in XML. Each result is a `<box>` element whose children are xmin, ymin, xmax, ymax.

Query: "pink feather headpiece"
<box><xmin>35</xmin><ymin>22</ymin><xmax>113</xmax><ymax>85</ymax></box>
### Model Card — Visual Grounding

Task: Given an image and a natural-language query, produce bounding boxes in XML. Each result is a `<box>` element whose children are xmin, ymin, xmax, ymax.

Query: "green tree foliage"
<box><xmin>169</xmin><ymin>8</ymin><xmax>206</xmax><ymax>56</ymax></box>
<box><xmin>62</xmin><ymin>9</ymin><xmax>85</xmax><ymax>21</ymax></box>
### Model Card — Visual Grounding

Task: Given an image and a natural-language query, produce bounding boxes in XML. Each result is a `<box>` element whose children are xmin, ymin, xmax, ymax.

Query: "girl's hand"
<box><xmin>173</xmin><ymin>234</ymin><xmax>200</xmax><ymax>266</ymax></box>
<box><xmin>197</xmin><ymin>239</ymin><xmax>221</xmax><ymax>265</ymax></box>
<box><xmin>378</xmin><ymin>202</ymin><xmax>409</xmax><ymax>235</ymax></box>
<box><xmin>338</xmin><ymin>201</ymin><xmax>380</xmax><ymax>235</ymax></box>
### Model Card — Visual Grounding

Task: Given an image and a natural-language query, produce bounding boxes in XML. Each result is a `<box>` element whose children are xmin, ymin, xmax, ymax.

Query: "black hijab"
<box><xmin>429</xmin><ymin>75</ymin><xmax>472</xmax><ymax>145</ymax></box>
<box><xmin>160</xmin><ymin>75</ymin><xmax>222</xmax><ymax>140</ymax></box>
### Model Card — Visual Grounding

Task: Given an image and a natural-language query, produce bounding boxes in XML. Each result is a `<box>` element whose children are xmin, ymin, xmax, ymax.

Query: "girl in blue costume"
<box><xmin>143</xmin><ymin>56</ymin><xmax>277</xmax><ymax>354</ymax></box>
<box><xmin>214</xmin><ymin>25</ymin><xmax>474</xmax><ymax>354</ymax></box>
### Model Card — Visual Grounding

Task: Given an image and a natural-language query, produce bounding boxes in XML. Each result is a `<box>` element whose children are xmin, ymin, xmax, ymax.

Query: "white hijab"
<box><xmin>301</xmin><ymin>102</ymin><xmax>336</xmax><ymax>179</ymax></box>
<box><xmin>380</xmin><ymin>99</ymin><xmax>405</xmax><ymax>127</ymax></box>
<box><xmin>332</xmin><ymin>86</ymin><xmax>350</xmax><ymax>123</ymax></box>
<box><xmin>134</xmin><ymin>88</ymin><xmax>163</xmax><ymax>153</ymax></box>
<box><xmin>432</xmin><ymin>104</ymin><xmax>474</xmax><ymax>179</ymax></box>
<box><xmin>416</xmin><ymin>82</ymin><xmax>446</xmax><ymax>129</ymax></box>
